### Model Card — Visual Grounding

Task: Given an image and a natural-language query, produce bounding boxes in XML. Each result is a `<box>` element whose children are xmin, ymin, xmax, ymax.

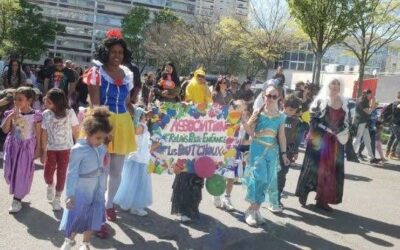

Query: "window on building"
<box><xmin>297</xmin><ymin>62</ymin><xmax>305</xmax><ymax>71</ymax></box>
<box><xmin>306</xmin><ymin>53</ymin><xmax>314</xmax><ymax>62</ymax></box>
<box><xmin>305</xmin><ymin>63</ymin><xmax>313</xmax><ymax>71</ymax></box>
<box><xmin>290</xmin><ymin>52</ymin><xmax>298</xmax><ymax>61</ymax></box>
<box><xmin>283</xmin><ymin>61</ymin><xmax>289</xmax><ymax>69</ymax></box>
<box><xmin>283</xmin><ymin>52</ymin><xmax>290</xmax><ymax>60</ymax></box>
<box><xmin>298</xmin><ymin>52</ymin><xmax>305</xmax><ymax>61</ymax></box>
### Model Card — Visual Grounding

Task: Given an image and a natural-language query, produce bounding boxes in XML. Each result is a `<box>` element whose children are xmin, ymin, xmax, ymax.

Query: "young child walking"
<box><xmin>41</xmin><ymin>88</ymin><xmax>80</xmax><ymax>211</ymax></box>
<box><xmin>59</xmin><ymin>107</ymin><xmax>112</xmax><ymax>250</ymax></box>
<box><xmin>375</xmin><ymin>120</ymin><xmax>387</xmax><ymax>162</ymax></box>
<box><xmin>277</xmin><ymin>94</ymin><xmax>303</xmax><ymax>210</ymax></box>
<box><xmin>2</xmin><ymin>87</ymin><xmax>42</xmax><ymax>213</ymax></box>
<box><xmin>213</xmin><ymin>100</ymin><xmax>247</xmax><ymax>211</ymax></box>
<box><xmin>242</xmin><ymin>85</ymin><xmax>290</xmax><ymax>226</ymax></box>
<box><xmin>113</xmin><ymin>107</ymin><xmax>153</xmax><ymax>216</ymax></box>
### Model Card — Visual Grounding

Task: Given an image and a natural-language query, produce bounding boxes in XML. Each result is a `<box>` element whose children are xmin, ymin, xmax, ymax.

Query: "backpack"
<box><xmin>381</xmin><ymin>103</ymin><xmax>393</xmax><ymax>124</ymax></box>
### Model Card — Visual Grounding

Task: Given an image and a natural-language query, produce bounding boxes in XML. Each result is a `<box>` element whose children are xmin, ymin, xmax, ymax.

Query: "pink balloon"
<box><xmin>194</xmin><ymin>156</ymin><xmax>216</xmax><ymax>178</ymax></box>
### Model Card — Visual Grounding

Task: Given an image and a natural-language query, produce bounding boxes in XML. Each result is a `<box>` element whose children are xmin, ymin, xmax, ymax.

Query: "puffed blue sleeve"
<box><xmin>65</xmin><ymin>145</ymin><xmax>83</xmax><ymax>198</ymax></box>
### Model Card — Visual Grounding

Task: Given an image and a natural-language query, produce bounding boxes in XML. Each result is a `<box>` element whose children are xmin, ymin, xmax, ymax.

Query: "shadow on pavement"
<box><xmin>260</xmin><ymin>222</ymin><xmax>351</xmax><ymax>250</ymax></box>
<box><xmin>210</xmin><ymin>207</ymin><xmax>348</xmax><ymax>249</ymax></box>
<box><xmin>344</xmin><ymin>173</ymin><xmax>372</xmax><ymax>182</ymax></box>
<box><xmin>372</xmin><ymin>162</ymin><xmax>400</xmax><ymax>172</ymax></box>
<box><xmin>12</xmin><ymin>202</ymin><xmax>64</xmax><ymax>248</ymax></box>
<box><xmin>91</xmin><ymin>208</ymin><xmax>344</xmax><ymax>250</ymax></box>
<box><xmin>285</xmin><ymin>207</ymin><xmax>399</xmax><ymax>248</ymax></box>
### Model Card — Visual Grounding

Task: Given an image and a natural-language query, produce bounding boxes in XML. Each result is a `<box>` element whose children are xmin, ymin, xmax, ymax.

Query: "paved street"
<box><xmin>0</xmin><ymin>153</ymin><xmax>399</xmax><ymax>250</ymax></box>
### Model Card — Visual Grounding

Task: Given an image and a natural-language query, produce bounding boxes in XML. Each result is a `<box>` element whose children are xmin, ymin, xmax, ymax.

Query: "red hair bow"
<box><xmin>106</xmin><ymin>28</ymin><xmax>123</xmax><ymax>39</ymax></box>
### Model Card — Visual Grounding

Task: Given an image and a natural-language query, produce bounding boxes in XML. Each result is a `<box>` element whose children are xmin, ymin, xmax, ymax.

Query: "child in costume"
<box><xmin>59</xmin><ymin>107</ymin><xmax>112</xmax><ymax>250</ymax></box>
<box><xmin>114</xmin><ymin>107</ymin><xmax>154</xmax><ymax>216</ymax></box>
<box><xmin>213</xmin><ymin>100</ymin><xmax>245</xmax><ymax>211</ymax></box>
<box><xmin>2</xmin><ymin>87</ymin><xmax>42</xmax><ymax>213</ymax></box>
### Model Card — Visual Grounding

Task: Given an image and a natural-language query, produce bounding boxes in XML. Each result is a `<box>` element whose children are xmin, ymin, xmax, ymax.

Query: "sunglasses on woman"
<box><xmin>264</xmin><ymin>94</ymin><xmax>279</xmax><ymax>100</ymax></box>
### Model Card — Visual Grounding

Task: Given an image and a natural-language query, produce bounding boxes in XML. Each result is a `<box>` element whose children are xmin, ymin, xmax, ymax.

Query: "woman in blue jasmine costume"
<box><xmin>84</xmin><ymin>29</ymin><xmax>136</xmax><ymax>222</ymax></box>
<box><xmin>242</xmin><ymin>84</ymin><xmax>290</xmax><ymax>227</ymax></box>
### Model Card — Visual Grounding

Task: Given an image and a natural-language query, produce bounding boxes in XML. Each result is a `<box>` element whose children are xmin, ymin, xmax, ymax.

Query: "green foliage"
<box><xmin>153</xmin><ymin>9</ymin><xmax>181</xmax><ymax>24</ymax></box>
<box><xmin>121</xmin><ymin>6</ymin><xmax>150</xmax><ymax>71</ymax></box>
<box><xmin>8</xmin><ymin>0</ymin><xmax>64</xmax><ymax>62</ymax></box>
<box><xmin>342</xmin><ymin>0</ymin><xmax>400</xmax><ymax>97</ymax></box>
<box><xmin>288</xmin><ymin>0</ymin><xmax>359</xmax><ymax>84</ymax></box>
<box><xmin>0</xmin><ymin>0</ymin><xmax>20</xmax><ymax>58</ymax></box>
<box><xmin>122</xmin><ymin>7</ymin><xmax>183</xmax><ymax>72</ymax></box>
<box><xmin>121</xmin><ymin>6</ymin><xmax>150</xmax><ymax>45</ymax></box>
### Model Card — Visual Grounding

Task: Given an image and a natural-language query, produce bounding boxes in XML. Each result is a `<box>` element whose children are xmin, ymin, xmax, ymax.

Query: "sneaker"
<box><xmin>130</xmin><ymin>208</ymin><xmax>148</xmax><ymax>216</ymax></box>
<box><xmin>222</xmin><ymin>197</ymin><xmax>235</xmax><ymax>211</ymax></box>
<box><xmin>357</xmin><ymin>154</ymin><xmax>366</xmax><ymax>161</ymax></box>
<box><xmin>47</xmin><ymin>185</ymin><xmax>55</xmax><ymax>201</ymax></box>
<box><xmin>106</xmin><ymin>208</ymin><xmax>116</xmax><ymax>221</ymax></box>
<box><xmin>245</xmin><ymin>210</ymin><xmax>257</xmax><ymax>226</ymax></box>
<box><xmin>213</xmin><ymin>196</ymin><xmax>223</xmax><ymax>208</ymax></box>
<box><xmin>60</xmin><ymin>238</ymin><xmax>75</xmax><ymax>250</ymax></box>
<box><xmin>255</xmin><ymin>211</ymin><xmax>266</xmax><ymax>224</ymax></box>
<box><xmin>52</xmin><ymin>197</ymin><xmax>62</xmax><ymax>211</ymax></box>
<box><xmin>370</xmin><ymin>158</ymin><xmax>381</xmax><ymax>164</ymax></box>
<box><xmin>180</xmin><ymin>215</ymin><xmax>191</xmax><ymax>222</ymax></box>
<box><xmin>79</xmin><ymin>242</ymin><xmax>90</xmax><ymax>250</ymax></box>
<box><xmin>8</xmin><ymin>200</ymin><xmax>22</xmax><ymax>214</ymax></box>
<box><xmin>267</xmin><ymin>204</ymin><xmax>283</xmax><ymax>213</ymax></box>
<box><xmin>389</xmin><ymin>152</ymin><xmax>399</xmax><ymax>160</ymax></box>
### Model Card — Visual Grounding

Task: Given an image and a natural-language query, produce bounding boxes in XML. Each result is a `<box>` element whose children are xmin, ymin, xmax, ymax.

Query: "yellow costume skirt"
<box><xmin>79</xmin><ymin>112</ymin><xmax>136</xmax><ymax>155</ymax></box>
<box><xmin>108</xmin><ymin>112</ymin><xmax>136</xmax><ymax>154</ymax></box>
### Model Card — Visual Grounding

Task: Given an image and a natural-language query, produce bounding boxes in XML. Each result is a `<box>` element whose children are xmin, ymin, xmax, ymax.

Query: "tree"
<box><xmin>144</xmin><ymin>21</ymin><xmax>192</xmax><ymax>74</ymax></box>
<box><xmin>343</xmin><ymin>0</ymin><xmax>400</xmax><ymax>97</ymax></box>
<box><xmin>219</xmin><ymin>0</ymin><xmax>301</xmax><ymax>79</ymax></box>
<box><xmin>121</xmin><ymin>6</ymin><xmax>151</xmax><ymax>73</ymax></box>
<box><xmin>0</xmin><ymin>0</ymin><xmax>20</xmax><ymax>57</ymax></box>
<box><xmin>9</xmin><ymin>0</ymin><xmax>64</xmax><ymax>62</ymax></box>
<box><xmin>184</xmin><ymin>16</ymin><xmax>227</xmax><ymax>71</ymax></box>
<box><xmin>288</xmin><ymin>0</ymin><xmax>359</xmax><ymax>85</ymax></box>
<box><xmin>153</xmin><ymin>8</ymin><xmax>181</xmax><ymax>24</ymax></box>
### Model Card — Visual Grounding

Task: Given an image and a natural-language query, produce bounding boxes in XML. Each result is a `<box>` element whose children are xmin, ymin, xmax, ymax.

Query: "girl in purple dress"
<box><xmin>2</xmin><ymin>87</ymin><xmax>42</xmax><ymax>213</ymax></box>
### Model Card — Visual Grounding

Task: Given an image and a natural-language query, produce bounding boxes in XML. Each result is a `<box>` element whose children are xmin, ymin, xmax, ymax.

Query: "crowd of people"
<box><xmin>1</xmin><ymin>28</ymin><xmax>400</xmax><ymax>250</ymax></box>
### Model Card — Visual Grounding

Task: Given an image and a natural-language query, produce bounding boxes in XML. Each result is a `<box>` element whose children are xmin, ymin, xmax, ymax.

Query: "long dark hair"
<box><xmin>7</xmin><ymin>59</ymin><xmax>22</xmax><ymax>85</ymax></box>
<box><xmin>46</xmin><ymin>88</ymin><xmax>69</xmax><ymax>118</ymax></box>
<box><xmin>215</xmin><ymin>76</ymin><xmax>228</xmax><ymax>93</ymax></box>
<box><xmin>157</xmin><ymin>61</ymin><xmax>180</xmax><ymax>87</ymax></box>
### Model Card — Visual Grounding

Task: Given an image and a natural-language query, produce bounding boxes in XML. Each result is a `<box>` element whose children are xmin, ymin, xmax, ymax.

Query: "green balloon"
<box><xmin>206</xmin><ymin>174</ymin><xmax>226</xmax><ymax>196</ymax></box>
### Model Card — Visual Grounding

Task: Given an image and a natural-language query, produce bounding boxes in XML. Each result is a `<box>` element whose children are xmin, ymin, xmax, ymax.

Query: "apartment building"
<box><xmin>28</xmin><ymin>0</ymin><xmax>249</xmax><ymax>66</ymax></box>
